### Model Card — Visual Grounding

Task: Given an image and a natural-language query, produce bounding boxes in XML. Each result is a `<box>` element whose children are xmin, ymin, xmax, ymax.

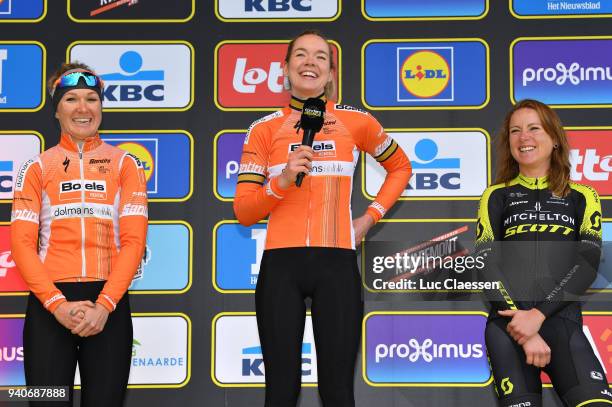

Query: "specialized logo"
<box><xmin>216</xmin><ymin>0</ymin><xmax>339</xmax><ymax>20</ymax></box>
<box><xmin>0</xmin><ymin>134</ymin><xmax>41</xmax><ymax>200</ymax></box>
<box><xmin>0</xmin><ymin>44</ymin><xmax>44</xmax><ymax>110</ymax></box>
<box><xmin>214</xmin><ymin>222</ymin><xmax>267</xmax><ymax>292</ymax></box>
<box><xmin>363</xmin><ymin>40</ymin><xmax>488</xmax><ymax>109</ymax></box>
<box><xmin>213</xmin><ymin>314</ymin><xmax>317</xmax><ymax>385</ymax></box>
<box><xmin>216</xmin><ymin>41</ymin><xmax>339</xmax><ymax>109</ymax></box>
<box><xmin>364</xmin><ymin>313</ymin><xmax>490</xmax><ymax>384</ymax></box>
<box><xmin>500</xmin><ymin>377</ymin><xmax>514</xmax><ymax>395</ymax></box>
<box><xmin>0</xmin><ymin>0</ymin><xmax>45</xmax><ymax>20</ymax></box>
<box><xmin>69</xmin><ymin>43</ymin><xmax>193</xmax><ymax>110</ymax></box>
<box><xmin>365</xmin><ymin>131</ymin><xmax>488</xmax><ymax>198</ymax></box>
<box><xmin>512</xmin><ymin>0</ymin><xmax>612</xmax><ymax>17</ymax></box>
<box><xmin>59</xmin><ymin>179</ymin><xmax>107</xmax><ymax>201</ymax></box>
<box><xmin>0</xmin><ymin>318</ymin><xmax>25</xmax><ymax>386</ymax></box>
<box><xmin>568</xmin><ymin>130</ymin><xmax>612</xmax><ymax>195</ymax></box>
<box><xmin>399</xmin><ymin>49</ymin><xmax>451</xmax><ymax>99</ymax></box>
<box><xmin>591</xmin><ymin>371</ymin><xmax>604</xmax><ymax>381</ymax></box>
<box><xmin>512</xmin><ymin>38</ymin><xmax>612</xmax><ymax>106</ymax></box>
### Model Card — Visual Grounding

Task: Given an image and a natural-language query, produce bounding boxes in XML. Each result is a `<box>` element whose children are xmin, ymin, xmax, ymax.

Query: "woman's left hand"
<box><xmin>498</xmin><ymin>308</ymin><xmax>546</xmax><ymax>345</ymax></box>
<box><xmin>353</xmin><ymin>214</ymin><xmax>375</xmax><ymax>243</ymax></box>
<box><xmin>71</xmin><ymin>303</ymin><xmax>110</xmax><ymax>337</ymax></box>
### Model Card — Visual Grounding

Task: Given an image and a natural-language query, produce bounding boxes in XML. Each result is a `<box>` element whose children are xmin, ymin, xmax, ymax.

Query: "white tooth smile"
<box><xmin>73</xmin><ymin>119</ymin><xmax>91</xmax><ymax>123</ymax></box>
<box><xmin>301</xmin><ymin>71</ymin><xmax>317</xmax><ymax>78</ymax></box>
<box><xmin>519</xmin><ymin>146</ymin><xmax>535</xmax><ymax>152</ymax></box>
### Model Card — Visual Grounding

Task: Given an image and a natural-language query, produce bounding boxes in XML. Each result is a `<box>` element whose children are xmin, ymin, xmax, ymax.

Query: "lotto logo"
<box><xmin>567</xmin><ymin>129</ymin><xmax>612</xmax><ymax>195</ymax></box>
<box><xmin>215</xmin><ymin>41</ymin><xmax>340</xmax><ymax>110</ymax></box>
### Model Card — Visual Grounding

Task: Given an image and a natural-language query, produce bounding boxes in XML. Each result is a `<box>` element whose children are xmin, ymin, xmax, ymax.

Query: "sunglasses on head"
<box><xmin>51</xmin><ymin>71</ymin><xmax>104</xmax><ymax>96</ymax></box>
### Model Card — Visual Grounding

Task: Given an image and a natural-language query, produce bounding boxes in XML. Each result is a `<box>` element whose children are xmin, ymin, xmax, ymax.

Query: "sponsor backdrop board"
<box><xmin>1</xmin><ymin>1</ymin><xmax>611</xmax><ymax>406</ymax></box>
<box><xmin>0</xmin><ymin>314</ymin><xmax>191</xmax><ymax>387</ymax></box>
<box><xmin>0</xmin><ymin>0</ymin><xmax>45</xmax><ymax>21</ymax></box>
<box><xmin>362</xmin><ymin>0</ymin><xmax>488</xmax><ymax>20</ymax></box>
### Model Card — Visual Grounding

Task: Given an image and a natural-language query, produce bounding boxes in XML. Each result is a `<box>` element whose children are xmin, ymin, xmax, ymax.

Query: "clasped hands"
<box><xmin>53</xmin><ymin>301</ymin><xmax>109</xmax><ymax>337</ymax></box>
<box><xmin>498</xmin><ymin>308</ymin><xmax>550</xmax><ymax>368</ymax></box>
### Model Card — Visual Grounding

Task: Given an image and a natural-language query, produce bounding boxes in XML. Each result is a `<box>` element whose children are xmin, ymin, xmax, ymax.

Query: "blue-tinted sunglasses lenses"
<box><xmin>58</xmin><ymin>72</ymin><xmax>101</xmax><ymax>88</ymax></box>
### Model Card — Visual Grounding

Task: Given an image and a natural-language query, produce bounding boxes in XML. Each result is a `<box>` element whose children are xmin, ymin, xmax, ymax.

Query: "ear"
<box><xmin>282</xmin><ymin>63</ymin><xmax>288</xmax><ymax>77</ymax></box>
<box><xmin>55</xmin><ymin>111</ymin><xmax>59</xmax><ymax>119</ymax></box>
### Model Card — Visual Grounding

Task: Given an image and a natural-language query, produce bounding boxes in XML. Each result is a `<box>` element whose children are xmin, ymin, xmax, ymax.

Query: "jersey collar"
<box><xmin>289</xmin><ymin>93</ymin><xmax>326</xmax><ymax>112</ymax></box>
<box><xmin>516</xmin><ymin>173</ymin><xmax>549</xmax><ymax>190</ymax></box>
<box><xmin>59</xmin><ymin>132</ymin><xmax>103</xmax><ymax>153</ymax></box>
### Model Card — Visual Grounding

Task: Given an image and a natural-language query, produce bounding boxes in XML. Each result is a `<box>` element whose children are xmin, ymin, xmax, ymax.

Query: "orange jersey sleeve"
<box><xmin>96</xmin><ymin>153</ymin><xmax>148</xmax><ymax>312</ymax></box>
<box><xmin>355</xmin><ymin>113</ymin><xmax>412</xmax><ymax>222</ymax></box>
<box><xmin>11</xmin><ymin>158</ymin><xmax>67</xmax><ymax>313</ymax></box>
<box><xmin>234</xmin><ymin>111</ymin><xmax>289</xmax><ymax>226</ymax></box>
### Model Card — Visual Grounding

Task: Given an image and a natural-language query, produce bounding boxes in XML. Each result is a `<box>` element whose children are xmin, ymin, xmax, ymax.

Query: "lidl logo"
<box><xmin>68</xmin><ymin>42</ymin><xmax>193</xmax><ymax>111</ymax></box>
<box><xmin>101</xmin><ymin>132</ymin><xmax>192</xmax><ymax>201</ymax></box>
<box><xmin>399</xmin><ymin>48</ymin><xmax>452</xmax><ymax>100</ymax></box>
<box><xmin>363</xmin><ymin>0</ymin><xmax>487</xmax><ymax>19</ymax></box>
<box><xmin>363</xmin><ymin>40</ymin><xmax>488</xmax><ymax>109</ymax></box>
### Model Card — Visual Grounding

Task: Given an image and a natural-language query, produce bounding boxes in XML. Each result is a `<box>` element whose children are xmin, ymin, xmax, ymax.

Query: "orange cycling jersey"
<box><xmin>234</xmin><ymin>99</ymin><xmax>411</xmax><ymax>250</ymax></box>
<box><xmin>11</xmin><ymin>133</ymin><xmax>148</xmax><ymax>313</ymax></box>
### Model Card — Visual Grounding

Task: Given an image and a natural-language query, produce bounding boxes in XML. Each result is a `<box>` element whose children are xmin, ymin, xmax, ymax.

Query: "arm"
<box><xmin>10</xmin><ymin>158</ymin><xmax>67</xmax><ymax>313</ymax></box>
<box><xmin>358</xmin><ymin>114</ymin><xmax>412</xmax><ymax>224</ymax></box>
<box><xmin>233</xmin><ymin>121</ymin><xmax>287</xmax><ymax>226</ymax></box>
<box><xmin>534</xmin><ymin>184</ymin><xmax>602</xmax><ymax>318</ymax></box>
<box><xmin>475</xmin><ymin>185</ymin><xmax>518</xmax><ymax>311</ymax></box>
<box><xmin>95</xmin><ymin>153</ymin><xmax>148</xmax><ymax>313</ymax></box>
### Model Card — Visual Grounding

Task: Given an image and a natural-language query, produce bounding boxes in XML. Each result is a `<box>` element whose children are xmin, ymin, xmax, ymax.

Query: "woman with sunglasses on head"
<box><xmin>11</xmin><ymin>62</ymin><xmax>148</xmax><ymax>406</ymax></box>
<box><xmin>234</xmin><ymin>30</ymin><xmax>411</xmax><ymax>407</ymax></box>
<box><xmin>475</xmin><ymin>99</ymin><xmax>609</xmax><ymax>407</ymax></box>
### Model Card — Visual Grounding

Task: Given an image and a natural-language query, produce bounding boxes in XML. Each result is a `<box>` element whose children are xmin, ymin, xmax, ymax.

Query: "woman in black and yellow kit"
<box><xmin>476</xmin><ymin>99</ymin><xmax>609</xmax><ymax>407</ymax></box>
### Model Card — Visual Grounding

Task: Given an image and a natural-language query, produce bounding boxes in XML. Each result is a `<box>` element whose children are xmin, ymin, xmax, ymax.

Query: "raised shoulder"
<box><xmin>245</xmin><ymin>110</ymin><xmax>285</xmax><ymax>145</ymax></box>
<box><xmin>569</xmin><ymin>182</ymin><xmax>600</xmax><ymax>205</ymax></box>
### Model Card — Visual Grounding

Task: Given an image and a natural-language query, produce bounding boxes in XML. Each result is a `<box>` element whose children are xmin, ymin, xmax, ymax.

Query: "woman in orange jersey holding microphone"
<box><xmin>234</xmin><ymin>30</ymin><xmax>411</xmax><ymax>407</ymax></box>
<box><xmin>11</xmin><ymin>62</ymin><xmax>148</xmax><ymax>406</ymax></box>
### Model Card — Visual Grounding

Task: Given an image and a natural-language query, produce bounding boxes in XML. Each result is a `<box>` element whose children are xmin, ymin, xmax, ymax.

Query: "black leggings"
<box><xmin>23</xmin><ymin>281</ymin><xmax>132</xmax><ymax>407</ymax></box>
<box><xmin>486</xmin><ymin>316</ymin><xmax>612</xmax><ymax>407</ymax></box>
<box><xmin>255</xmin><ymin>247</ymin><xmax>363</xmax><ymax>407</ymax></box>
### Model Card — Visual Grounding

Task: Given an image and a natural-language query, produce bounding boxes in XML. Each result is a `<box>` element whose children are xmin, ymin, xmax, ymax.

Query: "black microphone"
<box><xmin>295</xmin><ymin>98</ymin><xmax>326</xmax><ymax>187</ymax></box>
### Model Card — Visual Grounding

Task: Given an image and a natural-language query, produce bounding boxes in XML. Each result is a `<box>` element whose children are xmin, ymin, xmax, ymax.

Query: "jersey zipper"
<box><xmin>535</xmin><ymin>178</ymin><xmax>541</xmax><ymax>298</ymax></box>
<box><xmin>78</xmin><ymin>144</ymin><xmax>87</xmax><ymax>278</ymax></box>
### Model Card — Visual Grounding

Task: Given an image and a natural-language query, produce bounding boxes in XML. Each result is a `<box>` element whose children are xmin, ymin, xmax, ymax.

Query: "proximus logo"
<box><xmin>522</xmin><ymin>63</ymin><xmax>612</xmax><ymax>86</ymax></box>
<box><xmin>374</xmin><ymin>339</ymin><xmax>484</xmax><ymax>363</ymax></box>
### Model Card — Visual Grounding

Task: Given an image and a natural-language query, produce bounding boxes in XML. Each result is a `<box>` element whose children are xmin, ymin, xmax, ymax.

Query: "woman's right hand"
<box><xmin>522</xmin><ymin>333</ymin><xmax>551</xmax><ymax>368</ymax></box>
<box><xmin>278</xmin><ymin>145</ymin><xmax>313</xmax><ymax>189</ymax></box>
<box><xmin>53</xmin><ymin>301</ymin><xmax>96</xmax><ymax>330</ymax></box>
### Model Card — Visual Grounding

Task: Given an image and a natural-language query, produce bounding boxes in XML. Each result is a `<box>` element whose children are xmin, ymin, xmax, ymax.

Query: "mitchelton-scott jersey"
<box><xmin>475</xmin><ymin>174</ymin><xmax>602</xmax><ymax>321</ymax></box>
<box><xmin>11</xmin><ymin>133</ymin><xmax>148</xmax><ymax>313</ymax></box>
<box><xmin>234</xmin><ymin>98</ymin><xmax>411</xmax><ymax>250</ymax></box>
